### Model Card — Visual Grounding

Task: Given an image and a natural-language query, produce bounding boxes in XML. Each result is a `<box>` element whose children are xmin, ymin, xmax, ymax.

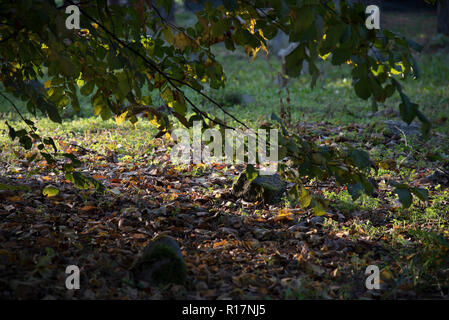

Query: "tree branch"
<box><xmin>67</xmin><ymin>0</ymin><xmax>249</xmax><ymax>130</ymax></box>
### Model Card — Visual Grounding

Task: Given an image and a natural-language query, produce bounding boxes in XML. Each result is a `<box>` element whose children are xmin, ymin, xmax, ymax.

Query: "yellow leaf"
<box><xmin>174</xmin><ymin>32</ymin><xmax>190</xmax><ymax>52</ymax></box>
<box><xmin>381</xmin><ymin>268</ymin><xmax>393</xmax><ymax>280</ymax></box>
<box><xmin>76</xmin><ymin>78</ymin><xmax>84</xmax><ymax>87</ymax></box>
<box><xmin>115</xmin><ymin>111</ymin><xmax>128</xmax><ymax>125</ymax></box>
<box><xmin>320</xmin><ymin>53</ymin><xmax>331</xmax><ymax>60</ymax></box>
<box><xmin>43</xmin><ymin>185</ymin><xmax>59</xmax><ymax>197</ymax></box>
<box><xmin>274</xmin><ymin>209</ymin><xmax>294</xmax><ymax>222</ymax></box>
<box><xmin>163</xmin><ymin>28</ymin><xmax>173</xmax><ymax>44</ymax></box>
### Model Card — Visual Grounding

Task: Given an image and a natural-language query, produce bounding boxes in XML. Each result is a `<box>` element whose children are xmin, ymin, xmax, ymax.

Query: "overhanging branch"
<box><xmin>67</xmin><ymin>0</ymin><xmax>248</xmax><ymax>130</ymax></box>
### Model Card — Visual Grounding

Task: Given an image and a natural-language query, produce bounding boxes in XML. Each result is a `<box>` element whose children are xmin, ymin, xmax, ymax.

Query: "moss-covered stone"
<box><xmin>132</xmin><ymin>235</ymin><xmax>187</xmax><ymax>286</ymax></box>
<box><xmin>232</xmin><ymin>172</ymin><xmax>287</xmax><ymax>204</ymax></box>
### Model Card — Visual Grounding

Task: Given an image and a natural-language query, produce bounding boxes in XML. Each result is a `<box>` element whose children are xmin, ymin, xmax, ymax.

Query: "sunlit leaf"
<box><xmin>42</xmin><ymin>185</ymin><xmax>59</xmax><ymax>197</ymax></box>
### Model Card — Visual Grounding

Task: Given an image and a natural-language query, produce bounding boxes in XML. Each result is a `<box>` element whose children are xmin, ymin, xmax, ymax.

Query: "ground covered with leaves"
<box><xmin>1</xmin><ymin>116</ymin><xmax>449</xmax><ymax>299</ymax></box>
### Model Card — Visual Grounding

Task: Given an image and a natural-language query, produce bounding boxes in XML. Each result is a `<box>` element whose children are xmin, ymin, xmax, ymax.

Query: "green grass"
<box><xmin>207</xmin><ymin>46</ymin><xmax>449</xmax><ymax>133</ymax></box>
<box><xmin>0</xmin><ymin>116</ymin><xmax>159</xmax><ymax>166</ymax></box>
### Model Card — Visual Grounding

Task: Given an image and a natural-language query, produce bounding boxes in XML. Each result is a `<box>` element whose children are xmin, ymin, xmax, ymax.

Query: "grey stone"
<box><xmin>132</xmin><ymin>235</ymin><xmax>187</xmax><ymax>285</ymax></box>
<box><xmin>232</xmin><ymin>172</ymin><xmax>287</xmax><ymax>204</ymax></box>
<box><xmin>288</xmin><ymin>222</ymin><xmax>308</xmax><ymax>232</ymax></box>
<box><xmin>419</xmin><ymin>168</ymin><xmax>449</xmax><ymax>187</ymax></box>
<box><xmin>384</xmin><ymin>120</ymin><xmax>422</xmax><ymax>137</ymax></box>
<box><xmin>310</xmin><ymin>216</ymin><xmax>325</xmax><ymax>225</ymax></box>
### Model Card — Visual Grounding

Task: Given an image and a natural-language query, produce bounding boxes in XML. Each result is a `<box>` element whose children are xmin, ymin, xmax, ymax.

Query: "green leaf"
<box><xmin>42</xmin><ymin>99</ymin><xmax>62</xmax><ymax>123</ymax></box>
<box><xmin>245</xmin><ymin>164</ymin><xmax>259</xmax><ymax>182</ymax></box>
<box><xmin>261</xmin><ymin>25</ymin><xmax>278</xmax><ymax>40</ymax></box>
<box><xmin>43</xmin><ymin>185</ymin><xmax>59</xmax><ymax>197</ymax></box>
<box><xmin>63</xmin><ymin>153</ymin><xmax>82</xmax><ymax>167</ymax></box>
<box><xmin>298</xmin><ymin>186</ymin><xmax>312</xmax><ymax>208</ymax></box>
<box><xmin>311</xmin><ymin>198</ymin><xmax>326</xmax><ymax>216</ymax></box>
<box><xmin>288</xmin><ymin>184</ymin><xmax>299</xmax><ymax>201</ymax></box>
<box><xmin>349</xmin><ymin>149</ymin><xmax>372</xmax><ymax>170</ymax></box>
<box><xmin>19</xmin><ymin>135</ymin><xmax>33</xmax><ymax>150</ymax></box>
<box><xmin>398</xmin><ymin>93</ymin><xmax>418</xmax><ymax>125</ymax></box>
<box><xmin>331</xmin><ymin>47</ymin><xmax>351</xmax><ymax>65</ymax></box>
<box><xmin>65</xmin><ymin>171</ymin><xmax>105</xmax><ymax>193</ymax></box>
<box><xmin>40</xmin><ymin>152</ymin><xmax>56</xmax><ymax>164</ymax></box>
<box><xmin>284</xmin><ymin>45</ymin><xmax>306</xmax><ymax>77</ymax></box>
<box><xmin>354</xmin><ymin>77</ymin><xmax>371</xmax><ymax>100</ymax></box>
<box><xmin>395</xmin><ymin>187</ymin><xmax>413</xmax><ymax>208</ymax></box>
<box><xmin>292</xmin><ymin>6</ymin><xmax>315</xmax><ymax>36</ymax></box>
<box><xmin>116</xmin><ymin>72</ymin><xmax>130</xmax><ymax>97</ymax></box>
<box><xmin>100</xmin><ymin>104</ymin><xmax>112</xmax><ymax>120</ymax></box>
<box><xmin>93</xmin><ymin>94</ymin><xmax>107</xmax><ymax>116</ymax></box>
<box><xmin>361</xmin><ymin>176</ymin><xmax>375</xmax><ymax>196</ymax></box>
<box><xmin>161</xmin><ymin>86</ymin><xmax>174</xmax><ymax>104</ymax></box>
<box><xmin>348</xmin><ymin>183</ymin><xmax>364</xmax><ymax>201</ymax></box>
<box><xmin>411</xmin><ymin>187</ymin><xmax>428</xmax><ymax>202</ymax></box>
<box><xmin>213</xmin><ymin>21</ymin><xmax>228</xmax><ymax>37</ymax></box>
<box><xmin>321</xmin><ymin>23</ymin><xmax>346</xmax><ymax>54</ymax></box>
<box><xmin>60</xmin><ymin>56</ymin><xmax>76</xmax><ymax>77</ymax></box>
<box><xmin>170</xmin><ymin>90</ymin><xmax>187</xmax><ymax>115</ymax></box>
<box><xmin>6</xmin><ymin>122</ymin><xmax>16</xmax><ymax>140</ymax></box>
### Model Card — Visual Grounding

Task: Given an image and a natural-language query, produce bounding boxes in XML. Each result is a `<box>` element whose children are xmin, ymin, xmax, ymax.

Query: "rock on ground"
<box><xmin>131</xmin><ymin>235</ymin><xmax>187</xmax><ymax>286</ymax></box>
<box><xmin>384</xmin><ymin>120</ymin><xmax>421</xmax><ymax>137</ymax></box>
<box><xmin>232</xmin><ymin>172</ymin><xmax>287</xmax><ymax>204</ymax></box>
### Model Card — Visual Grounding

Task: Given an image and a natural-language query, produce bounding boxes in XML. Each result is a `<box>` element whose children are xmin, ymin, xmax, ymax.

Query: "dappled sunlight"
<box><xmin>1</xmin><ymin>0</ymin><xmax>449</xmax><ymax>302</ymax></box>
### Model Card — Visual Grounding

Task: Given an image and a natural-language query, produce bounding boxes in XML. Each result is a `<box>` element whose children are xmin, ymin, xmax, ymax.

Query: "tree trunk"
<box><xmin>438</xmin><ymin>0</ymin><xmax>449</xmax><ymax>36</ymax></box>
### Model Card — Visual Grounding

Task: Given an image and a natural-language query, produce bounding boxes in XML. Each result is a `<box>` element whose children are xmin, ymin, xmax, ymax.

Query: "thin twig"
<box><xmin>0</xmin><ymin>92</ymin><xmax>31</xmax><ymax>128</ymax></box>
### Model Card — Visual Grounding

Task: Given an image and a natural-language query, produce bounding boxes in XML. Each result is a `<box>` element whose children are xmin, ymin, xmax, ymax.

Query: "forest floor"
<box><xmin>0</xmin><ymin>10</ymin><xmax>449</xmax><ymax>299</ymax></box>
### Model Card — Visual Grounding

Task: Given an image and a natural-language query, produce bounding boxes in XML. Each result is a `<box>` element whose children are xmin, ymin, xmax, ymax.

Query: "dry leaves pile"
<box><xmin>0</xmin><ymin>124</ymin><xmax>448</xmax><ymax>300</ymax></box>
